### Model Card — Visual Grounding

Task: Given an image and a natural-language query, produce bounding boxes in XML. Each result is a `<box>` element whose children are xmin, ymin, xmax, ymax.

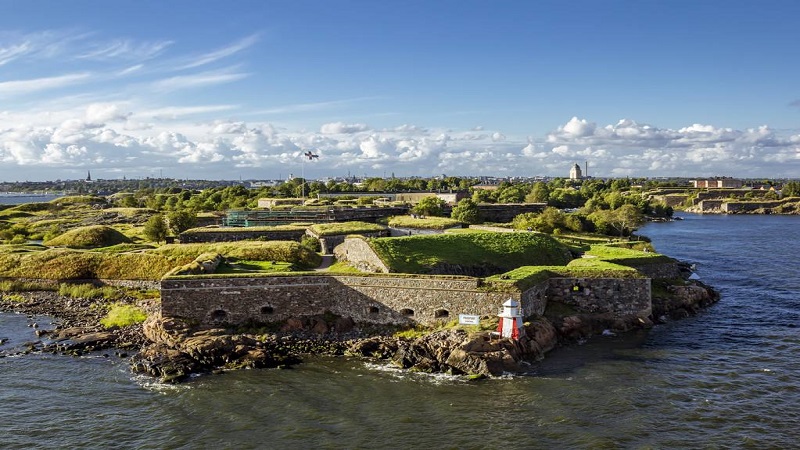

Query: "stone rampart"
<box><xmin>308</xmin><ymin>230</ymin><xmax>390</xmax><ymax>254</ymax></box>
<box><xmin>161</xmin><ymin>275</ymin><xmax>513</xmax><ymax>326</ymax></box>
<box><xmin>628</xmin><ymin>261</ymin><xmax>682</xmax><ymax>279</ymax></box>
<box><xmin>178</xmin><ymin>228</ymin><xmax>306</xmax><ymax>243</ymax></box>
<box><xmin>722</xmin><ymin>200</ymin><xmax>786</xmax><ymax>212</ymax></box>
<box><xmin>546</xmin><ymin>278</ymin><xmax>651</xmax><ymax>318</ymax></box>
<box><xmin>160</xmin><ymin>274</ymin><xmax>651</xmax><ymax>327</ymax></box>
<box><xmin>333</xmin><ymin>237</ymin><xmax>391</xmax><ymax>273</ymax></box>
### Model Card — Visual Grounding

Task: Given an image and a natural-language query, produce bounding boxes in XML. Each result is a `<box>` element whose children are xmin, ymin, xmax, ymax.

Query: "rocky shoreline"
<box><xmin>0</xmin><ymin>275</ymin><xmax>719</xmax><ymax>383</ymax></box>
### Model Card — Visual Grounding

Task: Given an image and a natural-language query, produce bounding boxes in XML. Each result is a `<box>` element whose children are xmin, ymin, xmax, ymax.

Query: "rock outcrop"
<box><xmin>651</xmin><ymin>280</ymin><xmax>720</xmax><ymax>321</ymax></box>
<box><xmin>347</xmin><ymin>317</ymin><xmax>559</xmax><ymax>377</ymax></box>
<box><xmin>132</xmin><ymin>313</ymin><xmax>302</xmax><ymax>382</ymax></box>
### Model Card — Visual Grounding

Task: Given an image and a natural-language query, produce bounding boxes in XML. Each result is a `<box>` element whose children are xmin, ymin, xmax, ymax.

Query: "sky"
<box><xmin>1</xmin><ymin>0</ymin><xmax>799</xmax><ymax>182</ymax></box>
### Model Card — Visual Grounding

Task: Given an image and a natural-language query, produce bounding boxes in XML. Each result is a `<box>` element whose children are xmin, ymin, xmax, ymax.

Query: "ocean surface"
<box><xmin>2</xmin><ymin>213</ymin><xmax>799</xmax><ymax>449</ymax></box>
<box><xmin>0</xmin><ymin>194</ymin><xmax>63</xmax><ymax>205</ymax></box>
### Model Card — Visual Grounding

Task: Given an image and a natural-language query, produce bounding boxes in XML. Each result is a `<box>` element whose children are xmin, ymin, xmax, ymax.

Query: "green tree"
<box><xmin>783</xmin><ymin>181</ymin><xmax>800</xmax><ymax>197</ymax></box>
<box><xmin>143</xmin><ymin>214</ymin><xmax>168</xmax><ymax>243</ymax></box>
<box><xmin>450</xmin><ymin>198</ymin><xmax>481</xmax><ymax>224</ymax></box>
<box><xmin>166</xmin><ymin>211</ymin><xmax>197</xmax><ymax>234</ymax></box>
<box><xmin>412</xmin><ymin>196</ymin><xmax>447</xmax><ymax>216</ymax></box>
<box><xmin>525</xmin><ymin>182</ymin><xmax>550</xmax><ymax>203</ymax></box>
<box><xmin>589</xmin><ymin>204</ymin><xmax>645</xmax><ymax>237</ymax></box>
<box><xmin>497</xmin><ymin>184</ymin><xmax>526</xmax><ymax>203</ymax></box>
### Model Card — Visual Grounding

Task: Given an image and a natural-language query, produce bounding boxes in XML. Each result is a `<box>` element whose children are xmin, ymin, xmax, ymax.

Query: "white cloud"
<box><xmin>1</xmin><ymin>104</ymin><xmax>799</xmax><ymax>180</ymax></box>
<box><xmin>320</xmin><ymin>122</ymin><xmax>370</xmax><ymax>134</ymax></box>
<box><xmin>0</xmin><ymin>72</ymin><xmax>91</xmax><ymax>96</ymax></box>
<box><xmin>150</xmin><ymin>70</ymin><xmax>248</xmax><ymax>92</ymax></box>
<box><xmin>177</xmin><ymin>34</ymin><xmax>259</xmax><ymax>70</ymax></box>
<box><xmin>78</xmin><ymin>39</ymin><xmax>172</xmax><ymax>61</ymax></box>
<box><xmin>86</xmin><ymin>103</ymin><xmax>131</xmax><ymax>124</ymax></box>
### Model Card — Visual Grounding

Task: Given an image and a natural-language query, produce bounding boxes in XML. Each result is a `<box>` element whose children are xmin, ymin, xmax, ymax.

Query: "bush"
<box><xmin>300</xmin><ymin>235</ymin><xmax>321</xmax><ymax>252</ymax></box>
<box><xmin>100</xmin><ymin>303</ymin><xmax>148</xmax><ymax>329</ymax></box>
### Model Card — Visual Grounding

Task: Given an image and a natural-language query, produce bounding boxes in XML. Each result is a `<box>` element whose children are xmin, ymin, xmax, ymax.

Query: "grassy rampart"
<box><xmin>368</xmin><ymin>232</ymin><xmax>572</xmax><ymax>274</ymax></box>
<box><xmin>387</xmin><ymin>216</ymin><xmax>463</xmax><ymax>230</ymax></box>
<box><xmin>308</xmin><ymin>221</ymin><xmax>386</xmax><ymax>236</ymax></box>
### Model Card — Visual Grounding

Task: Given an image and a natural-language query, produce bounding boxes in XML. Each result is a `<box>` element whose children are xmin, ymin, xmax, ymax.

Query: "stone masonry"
<box><xmin>160</xmin><ymin>273</ymin><xmax>651</xmax><ymax>327</ymax></box>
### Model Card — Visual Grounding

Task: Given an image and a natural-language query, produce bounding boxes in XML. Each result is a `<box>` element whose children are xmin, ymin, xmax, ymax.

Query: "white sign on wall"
<box><xmin>459</xmin><ymin>314</ymin><xmax>480</xmax><ymax>325</ymax></box>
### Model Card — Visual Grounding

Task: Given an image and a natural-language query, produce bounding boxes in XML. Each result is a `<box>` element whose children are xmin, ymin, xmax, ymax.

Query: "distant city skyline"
<box><xmin>1</xmin><ymin>0</ymin><xmax>799</xmax><ymax>181</ymax></box>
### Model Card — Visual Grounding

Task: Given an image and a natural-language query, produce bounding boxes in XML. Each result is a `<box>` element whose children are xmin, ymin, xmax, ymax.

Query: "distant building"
<box><xmin>691</xmin><ymin>178</ymin><xmax>743</xmax><ymax>189</ymax></box>
<box><xmin>569</xmin><ymin>163</ymin><xmax>582</xmax><ymax>180</ymax></box>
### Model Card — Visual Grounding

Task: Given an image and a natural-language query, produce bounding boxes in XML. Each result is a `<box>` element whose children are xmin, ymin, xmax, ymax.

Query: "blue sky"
<box><xmin>1</xmin><ymin>0</ymin><xmax>799</xmax><ymax>181</ymax></box>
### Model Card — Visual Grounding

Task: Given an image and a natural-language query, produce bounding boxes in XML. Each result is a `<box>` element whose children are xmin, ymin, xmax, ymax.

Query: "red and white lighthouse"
<box><xmin>497</xmin><ymin>299</ymin><xmax>525</xmax><ymax>340</ymax></box>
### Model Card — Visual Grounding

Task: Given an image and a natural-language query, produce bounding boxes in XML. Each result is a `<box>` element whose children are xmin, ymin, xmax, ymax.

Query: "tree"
<box><xmin>143</xmin><ymin>214</ymin><xmax>168</xmax><ymax>243</ymax></box>
<box><xmin>605</xmin><ymin>204</ymin><xmax>645</xmax><ymax>237</ymax></box>
<box><xmin>450</xmin><ymin>198</ymin><xmax>480</xmax><ymax>224</ymax></box>
<box><xmin>167</xmin><ymin>211</ymin><xmax>197</xmax><ymax>234</ymax></box>
<box><xmin>525</xmin><ymin>182</ymin><xmax>550</xmax><ymax>203</ymax></box>
<box><xmin>412</xmin><ymin>196</ymin><xmax>446</xmax><ymax>216</ymax></box>
<box><xmin>497</xmin><ymin>184</ymin><xmax>526</xmax><ymax>203</ymax></box>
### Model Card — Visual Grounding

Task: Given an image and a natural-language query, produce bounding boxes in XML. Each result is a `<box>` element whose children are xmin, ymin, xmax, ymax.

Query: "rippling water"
<box><xmin>2</xmin><ymin>213</ymin><xmax>799</xmax><ymax>448</ymax></box>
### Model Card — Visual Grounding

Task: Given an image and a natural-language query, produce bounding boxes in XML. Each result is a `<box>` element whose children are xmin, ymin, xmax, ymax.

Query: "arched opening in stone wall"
<box><xmin>434</xmin><ymin>309</ymin><xmax>450</xmax><ymax>319</ymax></box>
<box><xmin>400</xmin><ymin>308</ymin><xmax>415</xmax><ymax>317</ymax></box>
<box><xmin>260</xmin><ymin>306</ymin><xmax>274</xmax><ymax>315</ymax></box>
<box><xmin>368</xmin><ymin>306</ymin><xmax>380</xmax><ymax>315</ymax></box>
<box><xmin>210</xmin><ymin>309</ymin><xmax>228</xmax><ymax>322</ymax></box>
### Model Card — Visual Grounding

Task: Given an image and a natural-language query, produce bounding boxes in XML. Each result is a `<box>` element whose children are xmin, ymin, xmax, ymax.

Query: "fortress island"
<box><xmin>0</xmin><ymin>182</ymin><xmax>722</xmax><ymax>382</ymax></box>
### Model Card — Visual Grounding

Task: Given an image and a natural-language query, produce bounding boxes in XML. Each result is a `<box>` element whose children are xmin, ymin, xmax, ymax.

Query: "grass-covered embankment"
<box><xmin>482</xmin><ymin>243</ymin><xmax>663</xmax><ymax>292</ymax></box>
<box><xmin>308</xmin><ymin>221</ymin><xmax>387</xmax><ymax>236</ymax></box>
<box><xmin>387</xmin><ymin>216</ymin><xmax>463</xmax><ymax>230</ymax></box>
<box><xmin>0</xmin><ymin>241</ymin><xmax>321</xmax><ymax>280</ymax></box>
<box><xmin>43</xmin><ymin>225</ymin><xmax>131</xmax><ymax>248</ymax></box>
<box><xmin>369</xmin><ymin>232</ymin><xmax>572</xmax><ymax>274</ymax></box>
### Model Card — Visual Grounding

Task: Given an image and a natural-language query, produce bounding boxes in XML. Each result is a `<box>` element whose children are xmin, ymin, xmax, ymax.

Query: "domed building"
<box><xmin>569</xmin><ymin>163</ymin><xmax>582</xmax><ymax>180</ymax></box>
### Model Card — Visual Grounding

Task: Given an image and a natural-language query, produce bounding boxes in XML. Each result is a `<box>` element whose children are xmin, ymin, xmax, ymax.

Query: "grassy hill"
<box><xmin>43</xmin><ymin>225</ymin><xmax>131</xmax><ymax>249</ymax></box>
<box><xmin>369</xmin><ymin>232</ymin><xmax>572</xmax><ymax>274</ymax></box>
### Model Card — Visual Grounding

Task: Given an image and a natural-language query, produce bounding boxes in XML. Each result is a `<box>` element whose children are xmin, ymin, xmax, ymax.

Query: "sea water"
<box><xmin>2</xmin><ymin>213</ymin><xmax>799</xmax><ymax>448</ymax></box>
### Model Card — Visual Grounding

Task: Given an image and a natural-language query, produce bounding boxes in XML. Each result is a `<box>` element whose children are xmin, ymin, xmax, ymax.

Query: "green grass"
<box><xmin>215</xmin><ymin>259</ymin><xmax>294</xmax><ymax>274</ymax></box>
<box><xmin>2</xmin><ymin>293</ymin><xmax>27</xmax><ymax>303</ymax></box>
<box><xmin>584</xmin><ymin>244</ymin><xmax>672</xmax><ymax>267</ymax></box>
<box><xmin>0</xmin><ymin>248</ymin><xmax>180</xmax><ymax>280</ymax></box>
<box><xmin>94</xmin><ymin>243</ymin><xmax>157</xmax><ymax>253</ymax></box>
<box><xmin>308</xmin><ymin>221</ymin><xmax>386</xmax><ymax>236</ymax></box>
<box><xmin>0</xmin><ymin>279</ymin><xmax>56</xmax><ymax>292</ymax></box>
<box><xmin>387</xmin><ymin>216</ymin><xmax>463</xmax><ymax>230</ymax></box>
<box><xmin>58</xmin><ymin>283</ymin><xmax>123</xmax><ymax>300</ymax></box>
<box><xmin>43</xmin><ymin>225</ymin><xmax>131</xmax><ymax>249</ymax></box>
<box><xmin>327</xmin><ymin>260</ymin><xmax>363</xmax><ymax>273</ymax></box>
<box><xmin>152</xmin><ymin>241</ymin><xmax>321</xmax><ymax>269</ymax></box>
<box><xmin>369</xmin><ymin>232</ymin><xmax>572</xmax><ymax>274</ymax></box>
<box><xmin>49</xmin><ymin>195</ymin><xmax>103</xmax><ymax>205</ymax></box>
<box><xmin>100</xmin><ymin>303</ymin><xmax>148</xmax><ymax>329</ymax></box>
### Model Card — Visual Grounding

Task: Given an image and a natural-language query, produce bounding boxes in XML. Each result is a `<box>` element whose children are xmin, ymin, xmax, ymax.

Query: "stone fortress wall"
<box><xmin>161</xmin><ymin>231</ymin><xmax>662</xmax><ymax>327</ymax></box>
<box><xmin>161</xmin><ymin>274</ymin><xmax>652</xmax><ymax>327</ymax></box>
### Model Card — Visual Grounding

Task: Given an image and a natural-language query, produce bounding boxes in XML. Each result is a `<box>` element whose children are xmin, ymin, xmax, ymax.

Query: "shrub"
<box><xmin>100</xmin><ymin>303</ymin><xmax>148</xmax><ymax>329</ymax></box>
